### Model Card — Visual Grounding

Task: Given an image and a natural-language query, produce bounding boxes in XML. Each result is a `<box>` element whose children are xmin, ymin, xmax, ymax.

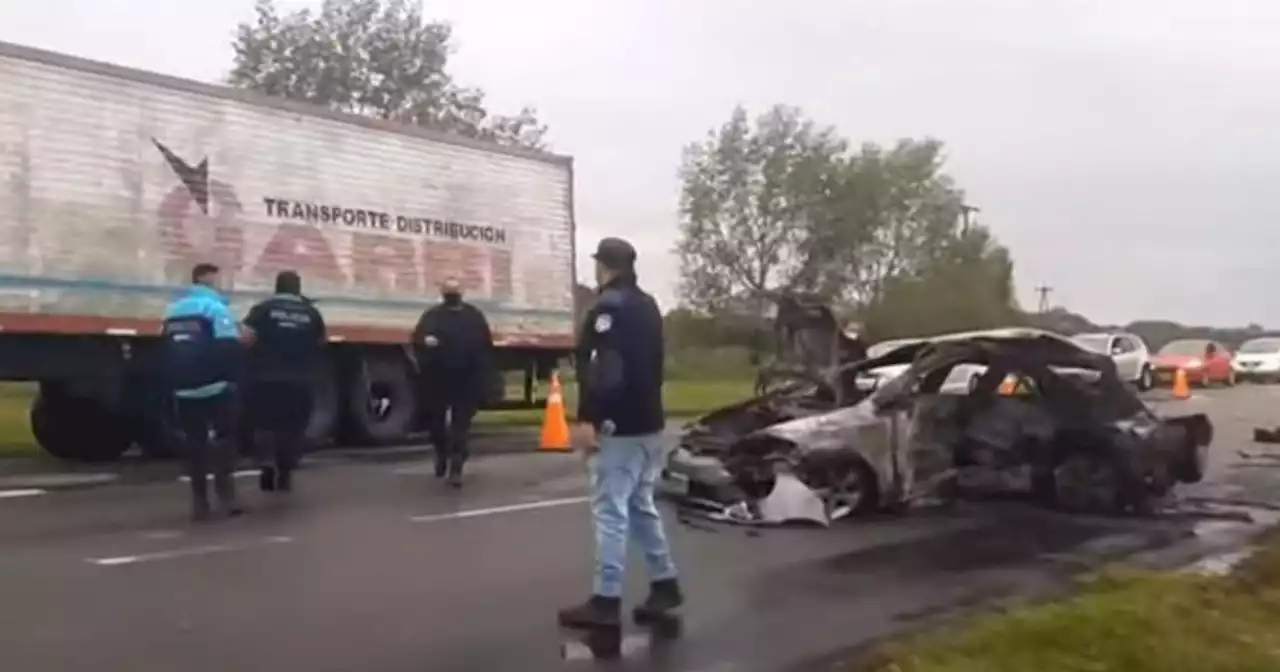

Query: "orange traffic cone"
<box><xmin>539</xmin><ymin>372</ymin><xmax>572</xmax><ymax>452</ymax></box>
<box><xmin>998</xmin><ymin>376</ymin><xmax>1016</xmax><ymax>395</ymax></box>
<box><xmin>1172</xmin><ymin>368</ymin><xmax>1191</xmax><ymax>400</ymax></box>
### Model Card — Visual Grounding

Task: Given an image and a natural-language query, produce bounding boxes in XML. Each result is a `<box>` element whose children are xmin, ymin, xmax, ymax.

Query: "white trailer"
<box><xmin>0</xmin><ymin>40</ymin><xmax>577</xmax><ymax>461</ymax></box>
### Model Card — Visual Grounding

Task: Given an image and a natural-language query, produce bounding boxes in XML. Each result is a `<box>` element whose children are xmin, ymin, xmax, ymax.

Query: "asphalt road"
<box><xmin>1</xmin><ymin>386</ymin><xmax>1280</xmax><ymax>672</ymax></box>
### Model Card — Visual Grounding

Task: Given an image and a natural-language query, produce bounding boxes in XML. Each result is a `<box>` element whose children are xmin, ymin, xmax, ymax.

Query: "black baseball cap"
<box><xmin>592</xmin><ymin>237</ymin><xmax>637</xmax><ymax>270</ymax></box>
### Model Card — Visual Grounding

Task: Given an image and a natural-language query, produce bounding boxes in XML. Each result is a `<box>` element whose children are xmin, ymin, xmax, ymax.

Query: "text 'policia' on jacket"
<box><xmin>161</xmin><ymin>284</ymin><xmax>242</xmax><ymax>398</ymax></box>
<box><xmin>243</xmin><ymin>294</ymin><xmax>327</xmax><ymax>384</ymax></box>
<box><xmin>575</xmin><ymin>279</ymin><xmax>665</xmax><ymax>436</ymax></box>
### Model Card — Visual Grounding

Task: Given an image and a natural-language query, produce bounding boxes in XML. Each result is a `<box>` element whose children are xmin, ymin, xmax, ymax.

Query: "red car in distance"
<box><xmin>1151</xmin><ymin>338</ymin><xmax>1235</xmax><ymax>387</ymax></box>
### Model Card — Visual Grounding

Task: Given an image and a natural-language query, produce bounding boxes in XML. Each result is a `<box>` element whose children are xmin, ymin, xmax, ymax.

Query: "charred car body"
<box><xmin>665</xmin><ymin>298</ymin><xmax>1213</xmax><ymax>526</ymax></box>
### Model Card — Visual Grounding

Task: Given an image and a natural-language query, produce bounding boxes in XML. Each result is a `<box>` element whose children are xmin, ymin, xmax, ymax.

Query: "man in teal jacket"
<box><xmin>161</xmin><ymin>263</ymin><xmax>244</xmax><ymax>521</ymax></box>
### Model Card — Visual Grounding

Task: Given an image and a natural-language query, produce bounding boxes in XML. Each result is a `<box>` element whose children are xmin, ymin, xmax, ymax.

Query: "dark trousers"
<box><xmin>246</xmin><ymin>381</ymin><xmax>313</xmax><ymax>478</ymax></box>
<box><xmin>422</xmin><ymin>386</ymin><xmax>478</xmax><ymax>474</ymax></box>
<box><xmin>175</xmin><ymin>392</ymin><xmax>238</xmax><ymax>507</ymax></box>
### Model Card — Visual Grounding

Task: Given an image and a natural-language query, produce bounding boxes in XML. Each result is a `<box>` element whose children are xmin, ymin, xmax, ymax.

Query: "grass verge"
<box><xmin>858</xmin><ymin>530</ymin><xmax>1280</xmax><ymax>672</ymax></box>
<box><xmin>0</xmin><ymin>383</ymin><xmax>36</xmax><ymax>458</ymax></box>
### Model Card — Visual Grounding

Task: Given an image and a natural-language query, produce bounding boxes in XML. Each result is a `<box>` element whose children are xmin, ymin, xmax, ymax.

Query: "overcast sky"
<box><xmin>4</xmin><ymin>0</ymin><xmax>1279</xmax><ymax>325</ymax></box>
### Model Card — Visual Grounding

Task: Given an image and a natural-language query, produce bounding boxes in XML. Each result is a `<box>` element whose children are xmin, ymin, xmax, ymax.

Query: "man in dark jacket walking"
<box><xmin>558</xmin><ymin>238</ymin><xmax>683</xmax><ymax>630</ymax></box>
<box><xmin>412</xmin><ymin>277</ymin><xmax>494</xmax><ymax>487</ymax></box>
<box><xmin>242</xmin><ymin>271</ymin><xmax>327</xmax><ymax>494</ymax></box>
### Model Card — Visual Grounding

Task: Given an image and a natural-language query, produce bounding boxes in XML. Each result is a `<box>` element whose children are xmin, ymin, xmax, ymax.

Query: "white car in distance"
<box><xmin>1232</xmin><ymin>337</ymin><xmax>1280</xmax><ymax>383</ymax></box>
<box><xmin>1068</xmin><ymin>331</ymin><xmax>1154</xmax><ymax>390</ymax></box>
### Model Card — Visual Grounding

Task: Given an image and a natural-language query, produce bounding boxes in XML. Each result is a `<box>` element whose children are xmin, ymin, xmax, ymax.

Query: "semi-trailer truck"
<box><xmin>0</xmin><ymin>40</ymin><xmax>577</xmax><ymax>462</ymax></box>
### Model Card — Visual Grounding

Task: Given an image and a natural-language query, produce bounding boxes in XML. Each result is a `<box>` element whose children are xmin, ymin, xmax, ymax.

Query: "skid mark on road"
<box><xmin>86</xmin><ymin>535</ymin><xmax>293</xmax><ymax>567</ymax></box>
<box><xmin>408</xmin><ymin>496</ymin><xmax>589</xmax><ymax>524</ymax></box>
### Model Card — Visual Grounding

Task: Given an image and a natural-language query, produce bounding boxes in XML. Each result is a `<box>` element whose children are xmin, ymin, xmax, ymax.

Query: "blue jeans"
<box><xmin>590</xmin><ymin>432</ymin><xmax>679</xmax><ymax>598</ymax></box>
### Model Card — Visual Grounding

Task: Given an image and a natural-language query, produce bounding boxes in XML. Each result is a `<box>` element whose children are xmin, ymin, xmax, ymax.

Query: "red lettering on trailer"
<box><xmin>351</xmin><ymin>232</ymin><xmax>420</xmax><ymax>294</ymax></box>
<box><xmin>157</xmin><ymin>188</ymin><xmax>514</xmax><ymax>298</ymax></box>
<box><xmin>422</xmin><ymin>241</ymin><xmax>486</xmax><ymax>293</ymax></box>
<box><xmin>156</xmin><ymin>182</ymin><xmax>245</xmax><ymax>282</ymax></box>
<box><xmin>254</xmin><ymin>224</ymin><xmax>345</xmax><ymax>287</ymax></box>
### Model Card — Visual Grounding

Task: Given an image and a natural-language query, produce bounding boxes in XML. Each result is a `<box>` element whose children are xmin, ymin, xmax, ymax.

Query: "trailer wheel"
<box><xmin>30</xmin><ymin>392</ymin><xmax>132</xmax><ymax>463</ymax></box>
<box><xmin>343</xmin><ymin>351</ymin><xmax>416</xmax><ymax>445</ymax></box>
<box><xmin>134</xmin><ymin>411</ymin><xmax>179</xmax><ymax>460</ymax></box>
<box><xmin>304</xmin><ymin>365</ymin><xmax>341</xmax><ymax>449</ymax></box>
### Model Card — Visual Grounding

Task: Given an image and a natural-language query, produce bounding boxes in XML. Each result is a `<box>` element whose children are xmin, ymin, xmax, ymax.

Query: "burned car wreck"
<box><xmin>665</xmin><ymin>311</ymin><xmax>1214</xmax><ymax>527</ymax></box>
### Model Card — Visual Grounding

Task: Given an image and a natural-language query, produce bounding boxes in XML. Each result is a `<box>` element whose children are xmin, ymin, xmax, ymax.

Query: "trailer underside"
<box><xmin>0</xmin><ymin>333</ymin><xmax>567</xmax><ymax>463</ymax></box>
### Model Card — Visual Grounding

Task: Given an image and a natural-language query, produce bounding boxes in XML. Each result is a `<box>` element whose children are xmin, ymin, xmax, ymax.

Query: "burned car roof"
<box><xmin>854</xmin><ymin>327</ymin><xmax>1102</xmax><ymax>373</ymax></box>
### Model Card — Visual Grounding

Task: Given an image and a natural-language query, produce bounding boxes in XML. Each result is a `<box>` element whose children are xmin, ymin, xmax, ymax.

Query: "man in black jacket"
<box><xmin>242</xmin><ymin>271</ymin><xmax>327</xmax><ymax>494</ymax></box>
<box><xmin>558</xmin><ymin>238</ymin><xmax>683</xmax><ymax>631</ymax></box>
<box><xmin>412</xmin><ymin>277</ymin><xmax>494</xmax><ymax>487</ymax></box>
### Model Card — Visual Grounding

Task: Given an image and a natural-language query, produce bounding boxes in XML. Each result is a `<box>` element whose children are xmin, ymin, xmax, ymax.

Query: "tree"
<box><xmin>676</xmin><ymin>105</ymin><xmax>848</xmax><ymax>314</ymax></box>
<box><xmin>227</xmin><ymin>0</ymin><xmax>548</xmax><ymax>149</ymax></box>
<box><xmin>861</xmin><ymin>225</ymin><xmax>1023</xmax><ymax>340</ymax></box>
<box><xmin>676</xmin><ymin>104</ymin><xmax>1023</xmax><ymax>345</ymax></box>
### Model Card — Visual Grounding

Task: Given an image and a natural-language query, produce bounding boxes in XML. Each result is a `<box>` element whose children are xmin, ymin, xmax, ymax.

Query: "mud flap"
<box><xmin>758</xmin><ymin>472</ymin><xmax>830</xmax><ymax>527</ymax></box>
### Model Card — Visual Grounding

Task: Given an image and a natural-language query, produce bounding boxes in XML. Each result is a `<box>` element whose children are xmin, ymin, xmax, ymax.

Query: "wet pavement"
<box><xmin>0</xmin><ymin>386</ymin><xmax>1279</xmax><ymax>671</ymax></box>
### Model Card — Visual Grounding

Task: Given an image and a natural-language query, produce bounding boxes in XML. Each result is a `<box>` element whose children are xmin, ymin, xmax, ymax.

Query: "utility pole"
<box><xmin>960</xmin><ymin>203</ymin><xmax>980</xmax><ymax>235</ymax></box>
<box><xmin>1034</xmin><ymin>285</ymin><xmax>1053</xmax><ymax>313</ymax></box>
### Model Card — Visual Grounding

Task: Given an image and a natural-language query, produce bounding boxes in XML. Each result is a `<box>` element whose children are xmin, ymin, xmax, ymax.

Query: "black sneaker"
<box><xmin>433</xmin><ymin>455</ymin><xmax>448</xmax><ymax>479</ymax></box>
<box><xmin>558</xmin><ymin>595</ymin><xmax>621</xmax><ymax>629</ymax></box>
<box><xmin>633</xmin><ymin>579</ymin><xmax>683</xmax><ymax>623</ymax></box>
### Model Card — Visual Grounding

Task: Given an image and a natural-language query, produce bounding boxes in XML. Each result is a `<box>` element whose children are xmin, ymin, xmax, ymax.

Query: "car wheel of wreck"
<box><xmin>815</xmin><ymin>458</ymin><xmax>879</xmax><ymax>520</ymax></box>
<box><xmin>1049</xmin><ymin>453</ymin><xmax>1126</xmax><ymax>514</ymax></box>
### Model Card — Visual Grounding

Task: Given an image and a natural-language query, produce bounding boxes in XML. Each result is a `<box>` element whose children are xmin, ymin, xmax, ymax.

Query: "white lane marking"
<box><xmin>0</xmin><ymin>488</ymin><xmax>47</xmax><ymax>499</ymax></box>
<box><xmin>87</xmin><ymin>536</ymin><xmax>293</xmax><ymax>567</ymax></box>
<box><xmin>176</xmin><ymin>469</ymin><xmax>259</xmax><ymax>483</ymax></box>
<box><xmin>409</xmin><ymin>496</ymin><xmax>589</xmax><ymax>524</ymax></box>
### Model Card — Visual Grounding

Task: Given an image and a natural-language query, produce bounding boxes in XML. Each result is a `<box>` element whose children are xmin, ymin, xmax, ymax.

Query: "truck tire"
<box><xmin>134</xmin><ymin>410</ymin><xmax>179</xmax><ymax>460</ymax></box>
<box><xmin>304</xmin><ymin>366</ymin><xmax>341</xmax><ymax>449</ymax></box>
<box><xmin>343</xmin><ymin>352</ymin><xmax>416</xmax><ymax>445</ymax></box>
<box><xmin>30</xmin><ymin>392</ymin><xmax>132</xmax><ymax>463</ymax></box>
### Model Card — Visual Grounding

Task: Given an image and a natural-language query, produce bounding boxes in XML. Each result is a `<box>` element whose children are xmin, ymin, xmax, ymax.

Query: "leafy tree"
<box><xmin>228</xmin><ymin>0</ymin><xmax>548</xmax><ymax>149</ymax></box>
<box><xmin>676</xmin><ymin>105</ymin><xmax>848</xmax><ymax>314</ymax></box>
<box><xmin>862</xmin><ymin>225</ymin><xmax>1023</xmax><ymax>340</ymax></box>
<box><xmin>676</xmin><ymin>104</ymin><xmax>1023</xmax><ymax>347</ymax></box>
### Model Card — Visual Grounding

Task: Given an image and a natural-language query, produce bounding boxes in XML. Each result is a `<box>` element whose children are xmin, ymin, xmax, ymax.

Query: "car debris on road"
<box><xmin>662</xmin><ymin>298</ymin><xmax>1215</xmax><ymax>528</ymax></box>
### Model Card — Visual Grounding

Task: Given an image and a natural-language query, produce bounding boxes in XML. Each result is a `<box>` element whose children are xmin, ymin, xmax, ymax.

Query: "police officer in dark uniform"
<box><xmin>411</xmin><ymin>277</ymin><xmax>494</xmax><ymax>488</ymax></box>
<box><xmin>242</xmin><ymin>270</ymin><xmax>327</xmax><ymax>494</ymax></box>
<box><xmin>558</xmin><ymin>238</ymin><xmax>683</xmax><ymax>630</ymax></box>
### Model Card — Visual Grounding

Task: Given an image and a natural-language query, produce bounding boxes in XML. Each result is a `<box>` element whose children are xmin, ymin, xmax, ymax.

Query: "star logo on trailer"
<box><xmin>152</xmin><ymin>138</ymin><xmax>211</xmax><ymax>214</ymax></box>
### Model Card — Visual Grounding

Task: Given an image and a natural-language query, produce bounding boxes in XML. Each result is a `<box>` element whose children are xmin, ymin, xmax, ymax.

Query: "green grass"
<box><xmin>0</xmin><ymin>383</ymin><xmax>36</xmax><ymax>457</ymax></box>
<box><xmin>857</xmin><ymin>531</ymin><xmax>1280</xmax><ymax>672</ymax></box>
